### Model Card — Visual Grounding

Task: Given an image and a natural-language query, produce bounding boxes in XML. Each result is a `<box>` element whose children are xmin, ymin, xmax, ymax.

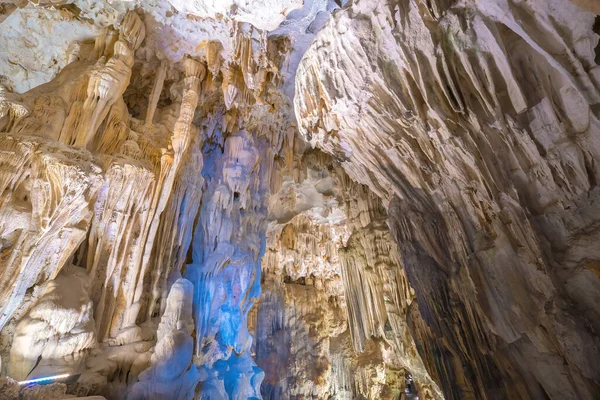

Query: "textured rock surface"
<box><xmin>0</xmin><ymin>135</ymin><xmax>103</xmax><ymax>332</ymax></box>
<box><xmin>0</xmin><ymin>3</ymin><xmax>294</xmax><ymax>398</ymax></box>
<box><xmin>0</xmin><ymin>0</ymin><xmax>600</xmax><ymax>399</ymax></box>
<box><xmin>166</xmin><ymin>0</ymin><xmax>303</xmax><ymax>31</ymax></box>
<box><xmin>254</xmin><ymin>151</ymin><xmax>442</xmax><ymax>399</ymax></box>
<box><xmin>9</xmin><ymin>266</ymin><xmax>97</xmax><ymax>381</ymax></box>
<box><xmin>296</xmin><ymin>0</ymin><xmax>600</xmax><ymax>398</ymax></box>
<box><xmin>128</xmin><ymin>278</ymin><xmax>199</xmax><ymax>400</ymax></box>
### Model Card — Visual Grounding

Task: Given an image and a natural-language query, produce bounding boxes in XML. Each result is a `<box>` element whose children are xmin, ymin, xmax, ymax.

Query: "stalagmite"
<box><xmin>127</xmin><ymin>279</ymin><xmax>200</xmax><ymax>400</ymax></box>
<box><xmin>0</xmin><ymin>0</ymin><xmax>599</xmax><ymax>399</ymax></box>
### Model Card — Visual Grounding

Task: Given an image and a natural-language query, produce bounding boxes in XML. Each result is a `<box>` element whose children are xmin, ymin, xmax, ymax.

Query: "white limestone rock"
<box><xmin>127</xmin><ymin>278</ymin><xmax>200</xmax><ymax>400</ymax></box>
<box><xmin>9</xmin><ymin>267</ymin><xmax>96</xmax><ymax>381</ymax></box>
<box><xmin>166</xmin><ymin>0</ymin><xmax>303</xmax><ymax>31</ymax></box>
<box><xmin>295</xmin><ymin>0</ymin><xmax>600</xmax><ymax>397</ymax></box>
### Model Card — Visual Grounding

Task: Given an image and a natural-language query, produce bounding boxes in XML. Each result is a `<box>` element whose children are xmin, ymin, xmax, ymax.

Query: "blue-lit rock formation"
<box><xmin>0</xmin><ymin>4</ymin><xmax>294</xmax><ymax>398</ymax></box>
<box><xmin>185</xmin><ymin>130</ymin><xmax>269</xmax><ymax>399</ymax></box>
<box><xmin>1</xmin><ymin>0</ymin><xmax>600</xmax><ymax>399</ymax></box>
<box><xmin>128</xmin><ymin>279</ymin><xmax>200</xmax><ymax>400</ymax></box>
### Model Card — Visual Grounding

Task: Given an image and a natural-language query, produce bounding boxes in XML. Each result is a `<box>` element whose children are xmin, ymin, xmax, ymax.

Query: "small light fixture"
<box><xmin>18</xmin><ymin>374</ymin><xmax>71</xmax><ymax>385</ymax></box>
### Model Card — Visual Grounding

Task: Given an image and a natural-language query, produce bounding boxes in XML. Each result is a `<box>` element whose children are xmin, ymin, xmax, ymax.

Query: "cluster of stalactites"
<box><xmin>338</xmin><ymin>217</ymin><xmax>443</xmax><ymax>399</ymax></box>
<box><xmin>295</xmin><ymin>0</ymin><xmax>600</xmax><ymax>398</ymax></box>
<box><xmin>0</xmin><ymin>9</ymin><xmax>210</xmax><ymax>350</ymax></box>
<box><xmin>181</xmin><ymin>127</ymin><xmax>272</xmax><ymax>398</ymax></box>
<box><xmin>220</xmin><ymin>22</ymin><xmax>291</xmax><ymax>111</ymax></box>
<box><xmin>0</xmin><ymin>4</ymin><xmax>294</xmax><ymax>400</ymax></box>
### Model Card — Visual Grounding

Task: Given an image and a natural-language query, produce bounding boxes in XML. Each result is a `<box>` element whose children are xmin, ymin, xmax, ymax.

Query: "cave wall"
<box><xmin>0</xmin><ymin>3</ymin><xmax>297</xmax><ymax>398</ymax></box>
<box><xmin>295</xmin><ymin>0</ymin><xmax>600</xmax><ymax>399</ymax></box>
<box><xmin>253</xmin><ymin>150</ymin><xmax>442</xmax><ymax>399</ymax></box>
<box><xmin>1</xmin><ymin>0</ymin><xmax>599</xmax><ymax>399</ymax></box>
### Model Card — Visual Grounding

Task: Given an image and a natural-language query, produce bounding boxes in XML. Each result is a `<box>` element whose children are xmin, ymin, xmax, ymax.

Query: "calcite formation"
<box><xmin>128</xmin><ymin>278</ymin><xmax>199</xmax><ymax>400</ymax></box>
<box><xmin>9</xmin><ymin>266</ymin><xmax>97</xmax><ymax>381</ymax></box>
<box><xmin>296</xmin><ymin>0</ymin><xmax>600</xmax><ymax>398</ymax></box>
<box><xmin>0</xmin><ymin>3</ymin><xmax>293</xmax><ymax>398</ymax></box>
<box><xmin>255</xmin><ymin>151</ymin><xmax>443</xmax><ymax>399</ymax></box>
<box><xmin>0</xmin><ymin>0</ymin><xmax>599</xmax><ymax>399</ymax></box>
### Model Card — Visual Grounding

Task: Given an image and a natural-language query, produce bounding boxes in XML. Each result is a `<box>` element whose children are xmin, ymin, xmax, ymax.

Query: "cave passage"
<box><xmin>0</xmin><ymin>0</ymin><xmax>600</xmax><ymax>399</ymax></box>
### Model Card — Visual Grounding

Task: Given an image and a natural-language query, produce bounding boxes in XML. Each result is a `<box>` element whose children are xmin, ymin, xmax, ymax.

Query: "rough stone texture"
<box><xmin>254</xmin><ymin>151</ymin><xmax>441</xmax><ymax>399</ymax></box>
<box><xmin>296</xmin><ymin>0</ymin><xmax>600</xmax><ymax>398</ymax></box>
<box><xmin>0</xmin><ymin>135</ymin><xmax>103</xmax><ymax>332</ymax></box>
<box><xmin>128</xmin><ymin>278</ymin><xmax>200</xmax><ymax>400</ymax></box>
<box><xmin>0</xmin><ymin>376</ymin><xmax>20</xmax><ymax>400</ymax></box>
<box><xmin>9</xmin><ymin>266</ymin><xmax>97</xmax><ymax>381</ymax></box>
<box><xmin>0</xmin><ymin>3</ymin><xmax>294</xmax><ymax>398</ymax></box>
<box><xmin>0</xmin><ymin>0</ymin><xmax>599</xmax><ymax>399</ymax></box>
<box><xmin>166</xmin><ymin>0</ymin><xmax>303</xmax><ymax>32</ymax></box>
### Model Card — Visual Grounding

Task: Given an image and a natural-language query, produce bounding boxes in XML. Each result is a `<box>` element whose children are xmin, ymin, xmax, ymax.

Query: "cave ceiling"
<box><xmin>0</xmin><ymin>1</ymin><xmax>599</xmax><ymax>399</ymax></box>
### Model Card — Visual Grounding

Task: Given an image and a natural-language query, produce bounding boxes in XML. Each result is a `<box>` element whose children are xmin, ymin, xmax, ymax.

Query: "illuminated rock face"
<box><xmin>296</xmin><ymin>0</ymin><xmax>600</xmax><ymax>398</ymax></box>
<box><xmin>184</xmin><ymin>129</ymin><xmax>268</xmax><ymax>399</ymax></box>
<box><xmin>254</xmin><ymin>151</ymin><xmax>443</xmax><ymax>399</ymax></box>
<box><xmin>0</xmin><ymin>0</ymin><xmax>600</xmax><ymax>399</ymax></box>
<box><xmin>0</xmin><ymin>4</ymin><xmax>293</xmax><ymax>398</ymax></box>
<box><xmin>128</xmin><ymin>278</ymin><xmax>200</xmax><ymax>400</ymax></box>
<box><xmin>165</xmin><ymin>0</ymin><xmax>303</xmax><ymax>31</ymax></box>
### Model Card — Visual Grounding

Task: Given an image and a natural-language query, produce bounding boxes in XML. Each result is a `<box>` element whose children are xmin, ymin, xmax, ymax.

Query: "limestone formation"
<box><xmin>0</xmin><ymin>0</ymin><xmax>599</xmax><ymax>399</ymax></box>
<box><xmin>254</xmin><ymin>150</ymin><xmax>442</xmax><ymax>399</ymax></box>
<box><xmin>9</xmin><ymin>266</ymin><xmax>97</xmax><ymax>381</ymax></box>
<box><xmin>296</xmin><ymin>0</ymin><xmax>600</xmax><ymax>398</ymax></box>
<box><xmin>127</xmin><ymin>279</ymin><xmax>199</xmax><ymax>400</ymax></box>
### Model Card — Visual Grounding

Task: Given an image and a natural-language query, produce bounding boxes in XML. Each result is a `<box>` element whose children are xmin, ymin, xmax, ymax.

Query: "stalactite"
<box><xmin>184</xmin><ymin>128</ymin><xmax>270</xmax><ymax>399</ymax></box>
<box><xmin>84</xmin><ymin>157</ymin><xmax>156</xmax><ymax>341</ymax></box>
<box><xmin>296</xmin><ymin>0</ymin><xmax>600</xmax><ymax>398</ymax></box>
<box><xmin>62</xmin><ymin>12</ymin><xmax>145</xmax><ymax>150</ymax></box>
<box><xmin>0</xmin><ymin>135</ymin><xmax>103</xmax><ymax>332</ymax></box>
<box><xmin>2</xmin><ymin>0</ymin><xmax>599</xmax><ymax>399</ymax></box>
<box><xmin>122</xmin><ymin>58</ymin><xmax>206</xmax><ymax>340</ymax></box>
<box><xmin>0</xmin><ymin>6</ymin><xmax>288</xmax><ymax>397</ymax></box>
<box><xmin>255</xmin><ymin>150</ymin><xmax>441</xmax><ymax>399</ymax></box>
<box><xmin>144</xmin><ymin>60</ymin><xmax>168</xmax><ymax>127</ymax></box>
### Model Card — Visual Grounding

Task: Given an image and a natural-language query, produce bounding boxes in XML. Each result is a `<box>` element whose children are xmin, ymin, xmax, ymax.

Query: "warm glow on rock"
<box><xmin>0</xmin><ymin>0</ymin><xmax>599</xmax><ymax>399</ymax></box>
